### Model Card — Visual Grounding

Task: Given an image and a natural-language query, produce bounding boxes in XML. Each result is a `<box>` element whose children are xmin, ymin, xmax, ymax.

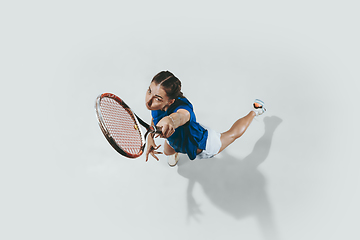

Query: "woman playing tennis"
<box><xmin>145</xmin><ymin>71</ymin><xmax>266</xmax><ymax>166</ymax></box>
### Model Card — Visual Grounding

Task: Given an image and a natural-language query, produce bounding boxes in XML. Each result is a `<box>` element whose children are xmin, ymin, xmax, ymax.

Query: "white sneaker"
<box><xmin>168</xmin><ymin>153</ymin><xmax>180</xmax><ymax>167</ymax></box>
<box><xmin>252</xmin><ymin>99</ymin><xmax>266</xmax><ymax>116</ymax></box>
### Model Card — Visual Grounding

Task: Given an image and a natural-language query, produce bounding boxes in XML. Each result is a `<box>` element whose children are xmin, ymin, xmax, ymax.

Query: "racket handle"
<box><xmin>144</xmin><ymin>125</ymin><xmax>162</xmax><ymax>140</ymax></box>
<box><xmin>153</xmin><ymin>125</ymin><xmax>163</xmax><ymax>134</ymax></box>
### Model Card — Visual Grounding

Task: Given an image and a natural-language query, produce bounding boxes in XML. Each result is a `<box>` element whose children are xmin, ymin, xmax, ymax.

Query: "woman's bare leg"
<box><xmin>219</xmin><ymin>111</ymin><xmax>256</xmax><ymax>153</ymax></box>
<box><xmin>163</xmin><ymin>140</ymin><xmax>176</xmax><ymax>156</ymax></box>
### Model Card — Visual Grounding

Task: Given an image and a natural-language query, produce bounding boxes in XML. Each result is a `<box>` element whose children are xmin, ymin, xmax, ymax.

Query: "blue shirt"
<box><xmin>151</xmin><ymin>97</ymin><xmax>208</xmax><ymax>160</ymax></box>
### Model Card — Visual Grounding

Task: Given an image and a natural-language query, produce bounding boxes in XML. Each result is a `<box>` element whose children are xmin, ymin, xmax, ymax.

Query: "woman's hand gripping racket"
<box><xmin>95</xmin><ymin>93</ymin><xmax>162</xmax><ymax>159</ymax></box>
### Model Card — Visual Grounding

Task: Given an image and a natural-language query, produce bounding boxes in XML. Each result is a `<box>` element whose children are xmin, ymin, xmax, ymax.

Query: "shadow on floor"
<box><xmin>177</xmin><ymin>116</ymin><xmax>282</xmax><ymax>240</ymax></box>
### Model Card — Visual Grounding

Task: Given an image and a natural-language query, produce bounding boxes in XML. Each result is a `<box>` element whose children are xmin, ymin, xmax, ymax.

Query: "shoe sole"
<box><xmin>254</xmin><ymin>99</ymin><xmax>265</xmax><ymax>106</ymax></box>
<box><xmin>253</xmin><ymin>99</ymin><xmax>266</xmax><ymax>114</ymax></box>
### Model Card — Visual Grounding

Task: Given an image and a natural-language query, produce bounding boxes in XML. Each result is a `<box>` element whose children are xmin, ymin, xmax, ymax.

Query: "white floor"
<box><xmin>1</xmin><ymin>1</ymin><xmax>360</xmax><ymax>240</ymax></box>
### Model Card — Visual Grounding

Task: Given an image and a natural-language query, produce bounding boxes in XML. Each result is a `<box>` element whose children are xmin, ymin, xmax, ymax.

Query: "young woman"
<box><xmin>145</xmin><ymin>71</ymin><xmax>266</xmax><ymax>166</ymax></box>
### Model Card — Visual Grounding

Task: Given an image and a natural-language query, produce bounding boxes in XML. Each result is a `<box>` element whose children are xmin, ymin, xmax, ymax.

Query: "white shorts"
<box><xmin>196</xmin><ymin>125</ymin><xmax>222</xmax><ymax>159</ymax></box>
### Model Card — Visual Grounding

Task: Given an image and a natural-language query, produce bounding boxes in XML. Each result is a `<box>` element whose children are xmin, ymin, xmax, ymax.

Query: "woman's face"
<box><xmin>145</xmin><ymin>82</ymin><xmax>174</xmax><ymax>111</ymax></box>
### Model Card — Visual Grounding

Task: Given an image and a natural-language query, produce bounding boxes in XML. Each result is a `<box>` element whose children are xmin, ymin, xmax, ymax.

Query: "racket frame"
<box><xmin>95</xmin><ymin>93</ymin><xmax>160</xmax><ymax>158</ymax></box>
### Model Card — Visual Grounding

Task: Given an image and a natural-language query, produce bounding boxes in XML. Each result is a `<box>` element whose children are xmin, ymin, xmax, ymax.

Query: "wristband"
<box><xmin>168</xmin><ymin>115</ymin><xmax>175</xmax><ymax>126</ymax></box>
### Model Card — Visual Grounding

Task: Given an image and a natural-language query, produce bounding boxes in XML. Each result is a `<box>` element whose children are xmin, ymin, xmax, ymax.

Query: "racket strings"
<box><xmin>100</xmin><ymin>97</ymin><xmax>143</xmax><ymax>155</ymax></box>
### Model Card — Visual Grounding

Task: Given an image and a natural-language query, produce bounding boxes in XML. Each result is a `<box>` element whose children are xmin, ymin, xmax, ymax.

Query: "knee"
<box><xmin>163</xmin><ymin>143</ymin><xmax>176</xmax><ymax>156</ymax></box>
<box><xmin>164</xmin><ymin>151</ymin><xmax>173</xmax><ymax>156</ymax></box>
<box><xmin>226</xmin><ymin>131</ymin><xmax>241</xmax><ymax>142</ymax></box>
<box><xmin>164</xmin><ymin>148</ymin><xmax>176</xmax><ymax>156</ymax></box>
<box><xmin>221</xmin><ymin>131</ymin><xmax>242</xmax><ymax>150</ymax></box>
<box><xmin>228</xmin><ymin>126</ymin><xmax>246</xmax><ymax>140</ymax></box>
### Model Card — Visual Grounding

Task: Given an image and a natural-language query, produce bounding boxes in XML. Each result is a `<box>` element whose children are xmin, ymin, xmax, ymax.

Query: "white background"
<box><xmin>1</xmin><ymin>1</ymin><xmax>359</xmax><ymax>240</ymax></box>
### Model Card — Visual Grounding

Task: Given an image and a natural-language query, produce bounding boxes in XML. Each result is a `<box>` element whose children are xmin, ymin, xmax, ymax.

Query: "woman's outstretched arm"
<box><xmin>156</xmin><ymin>109</ymin><xmax>190</xmax><ymax>138</ymax></box>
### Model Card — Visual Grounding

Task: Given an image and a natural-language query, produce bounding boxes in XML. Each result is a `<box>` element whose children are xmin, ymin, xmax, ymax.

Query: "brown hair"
<box><xmin>151</xmin><ymin>71</ymin><xmax>184</xmax><ymax>99</ymax></box>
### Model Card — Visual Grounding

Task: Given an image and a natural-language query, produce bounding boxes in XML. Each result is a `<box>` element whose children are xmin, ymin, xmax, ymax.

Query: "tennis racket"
<box><xmin>95</xmin><ymin>93</ymin><xmax>162</xmax><ymax>158</ymax></box>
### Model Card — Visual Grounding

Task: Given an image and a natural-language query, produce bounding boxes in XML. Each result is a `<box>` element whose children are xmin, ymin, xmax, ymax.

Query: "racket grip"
<box><xmin>153</xmin><ymin>125</ymin><xmax>163</xmax><ymax>134</ymax></box>
<box><xmin>145</xmin><ymin>125</ymin><xmax>162</xmax><ymax>140</ymax></box>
